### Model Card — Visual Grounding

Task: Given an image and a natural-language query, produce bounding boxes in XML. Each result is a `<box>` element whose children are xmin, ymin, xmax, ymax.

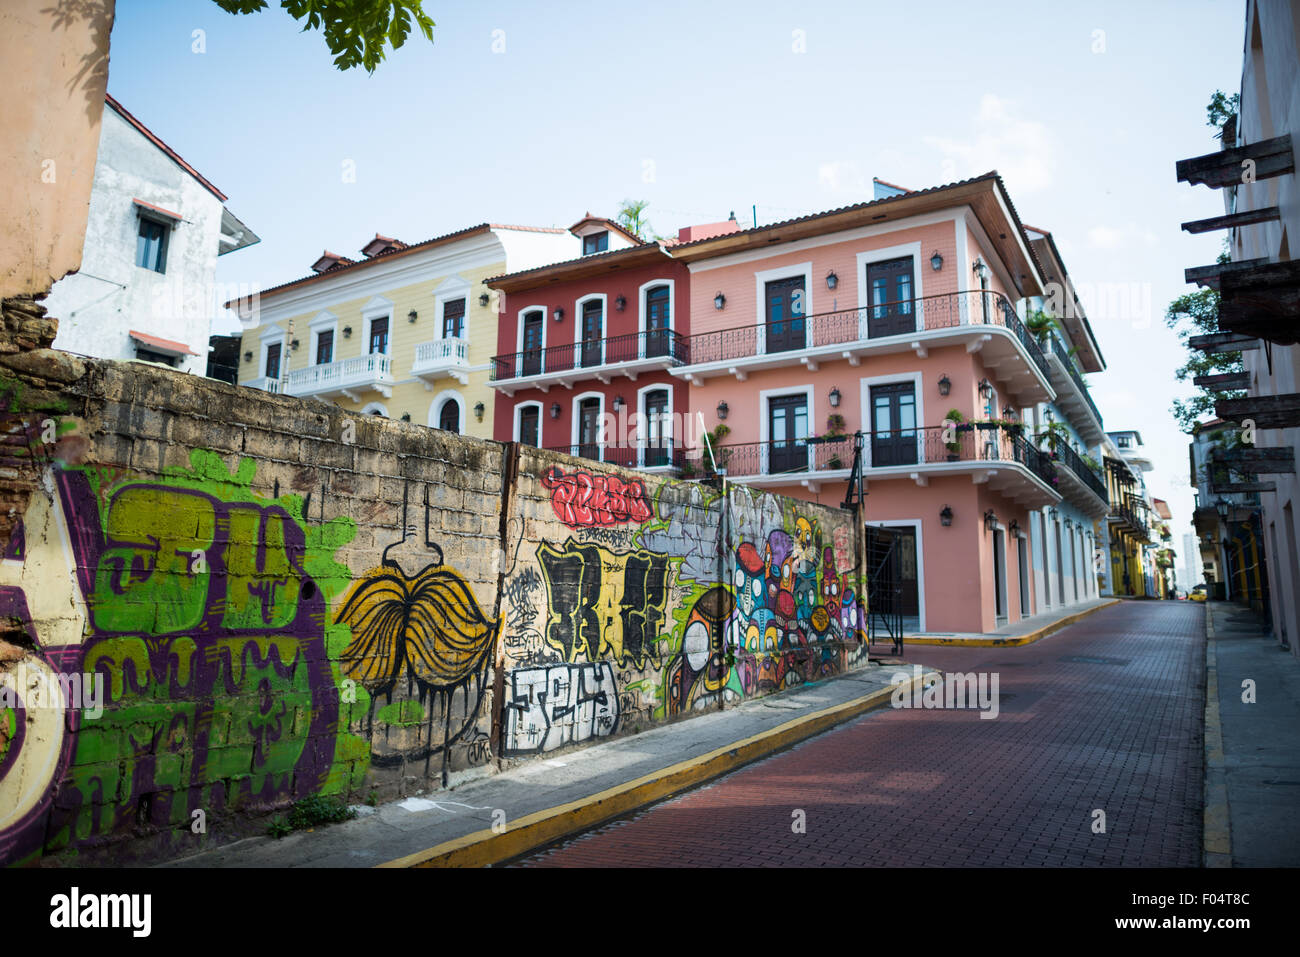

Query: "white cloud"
<box><xmin>1086</xmin><ymin>223</ymin><xmax>1160</xmax><ymax>249</ymax></box>
<box><xmin>817</xmin><ymin>160</ymin><xmax>869</xmax><ymax>193</ymax></box>
<box><xmin>924</xmin><ymin>94</ymin><xmax>1056</xmax><ymax>192</ymax></box>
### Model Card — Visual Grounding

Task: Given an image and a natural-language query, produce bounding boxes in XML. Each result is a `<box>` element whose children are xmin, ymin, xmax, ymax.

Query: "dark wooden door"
<box><xmin>581</xmin><ymin>300</ymin><xmax>603</xmax><ymax>367</ymax></box>
<box><xmin>369</xmin><ymin>316</ymin><xmax>389</xmax><ymax>355</ymax></box>
<box><xmin>519</xmin><ymin>405</ymin><xmax>540</xmax><ymax>447</ymax></box>
<box><xmin>577</xmin><ymin>398</ymin><xmax>601</xmax><ymax>460</ymax></box>
<box><xmin>265</xmin><ymin>342</ymin><xmax>281</xmax><ymax>379</ymax></box>
<box><xmin>870</xmin><ymin>382</ymin><xmax>917</xmax><ymax>466</ymax></box>
<box><xmin>643</xmin><ymin>389</ymin><xmax>669</xmax><ymax>466</ymax></box>
<box><xmin>645</xmin><ymin>285</ymin><xmax>671</xmax><ymax>358</ymax></box>
<box><xmin>438</xmin><ymin>400</ymin><xmax>460</xmax><ymax>434</ymax></box>
<box><xmin>315</xmin><ymin>330</ymin><xmax>333</xmax><ymax>365</ymax></box>
<box><xmin>768</xmin><ymin>394</ymin><xmax>808</xmax><ymax>473</ymax></box>
<box><xmin>765</xmin><ymin>276</ymin><xmax>806</xmax><ymax>353</ymax></box>
<box><xmin>866</xmin><ymin>257</ymin><xmax>916</xmax><ymax>338</ymax></box>
<box><xmin>442</xmin><ymin>298</ymin><xmax>465</xmax><ymax>339</ymax></box>
<box><xmin>522</xmin><ymin>311</ymin><xmax>544</xmax><ymax>376</ymax></box>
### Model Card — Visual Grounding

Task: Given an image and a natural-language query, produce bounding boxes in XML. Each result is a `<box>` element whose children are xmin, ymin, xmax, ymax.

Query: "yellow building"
<box><xmin>231</xmin><ymin>224</ymin><xmax>581</xmax><ymax>434</ymax></box>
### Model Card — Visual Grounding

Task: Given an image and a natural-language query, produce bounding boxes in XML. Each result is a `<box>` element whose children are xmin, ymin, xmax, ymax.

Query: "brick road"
<box><xmin>517</xmin><ymin>600</ymin><xmax>1206</xmax><ymax>866</ymax></box>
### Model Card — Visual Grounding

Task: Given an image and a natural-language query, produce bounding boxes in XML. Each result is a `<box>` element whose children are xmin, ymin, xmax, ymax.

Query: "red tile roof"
<box><xmin>129</xmin><ymin>330</ymin><xmax>199</xmax><ymax>356</ymax></box>
<box><xmin>106</xmin><ymin>94</ymin><xmax>227</xmax><ymax>202</ymax></box>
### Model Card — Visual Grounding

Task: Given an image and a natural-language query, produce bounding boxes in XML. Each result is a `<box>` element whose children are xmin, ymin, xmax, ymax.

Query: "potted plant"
<box><xmin>943</xmin><ymin>408</ymin><xmax>965</xmax><ymax>460</ymax></box>
<box><xmin>1037</xmin><ymin>421</ymin><xmax>1070</xmax><ymax>455</ymax></box>
<box><xmin>1024</xmin><ymin>310</ymin><xmax>1058</xmax><ymax>343</ymax></box>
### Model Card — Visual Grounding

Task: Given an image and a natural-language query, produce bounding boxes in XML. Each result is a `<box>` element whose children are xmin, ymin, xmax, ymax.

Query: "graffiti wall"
<box><xmin>0</xmin><ymin>356</ymin><xmax>864</xmax><ymax>866</ymax></box>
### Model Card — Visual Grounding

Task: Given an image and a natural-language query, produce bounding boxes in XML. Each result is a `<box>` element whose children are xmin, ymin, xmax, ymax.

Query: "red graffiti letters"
<box><xmin>541</xmin><ymin>466</ymin><xmax>653</xmax><ymax>528</ymax></box>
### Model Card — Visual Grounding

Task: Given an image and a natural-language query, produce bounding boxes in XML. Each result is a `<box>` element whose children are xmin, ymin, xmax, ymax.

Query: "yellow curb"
<box><xmin>376</xmin><ymin>671</ymin><xmax>935</xmax><ymax>868</ymax></box>
<box><xmin>904</xmin><ymin>599</ymin><xmax>1121</xmax><ymax>647</ymax></box>
<box><xmin>1203</xmin><ymin>604</ymin><xmax>1232</xmax><ymax>866</ymax></box>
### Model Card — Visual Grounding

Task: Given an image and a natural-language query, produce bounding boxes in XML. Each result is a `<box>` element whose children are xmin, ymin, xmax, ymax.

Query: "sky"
<box><xmin>104</xmin><ymin>0</ymin><xmax>1247</xmax><ymax>559</ymax></box>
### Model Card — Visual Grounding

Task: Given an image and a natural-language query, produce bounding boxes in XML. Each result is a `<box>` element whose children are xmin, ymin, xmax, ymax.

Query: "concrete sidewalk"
<box><xmin>1204</xmin><ymin>600</ymin><xmax>1300</xmax><ymax>867</ymax></box>
<box><xmin>906</xmin><ymin>596</ymin><xmax>1118</xmax><ymax>646</ymax></box>
<box><xmin>162</xmin><ymin>657</ymin><xmax>935</xmax><ymax>869</ymax></box>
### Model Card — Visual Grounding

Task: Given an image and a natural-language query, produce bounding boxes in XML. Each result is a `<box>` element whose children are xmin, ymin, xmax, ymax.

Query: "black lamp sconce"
<box><xmin>983</xmin><ymin>509</ymin><xmax>998</xmax><ymax>531</ymax></box>
<box><xmin>930</xmin><ymin>250</ymin><xmax>944</xmax><ymax>271</ymax></box>
<box><xmin>243</xmin><ymin>351</ymin><xmax>253</xmax><ymax>363</ymax></box>
<box><xmin>714</xmin><ymin>292</ymin><xmax>726</xmax><ymax>310</ymax></box>
<box><xmin>973</xmin><ymin>256</ymin><xmax>990</xmax><ymax>281</ymax></box>
<box><xmin>717</xmin><ymin>400</ymin><xmax>729</xmax><ymax>420</ymax></box>
<box><xmin>938</xmin><ymin>374</ymin><xmax>951</xmax><ymax>396</ymax></box>
<box><xmin>549</xmin><ymin>402</ymin><xmax>561</xmax><ymax>419</ymax></box>
<box><xmin>290</xmin><ymin>339</ymin><xmax>300</xmax><ymax>351</ymax></box>
<box><xmin>479</xmin><ymin>293</ymin><xmax>491</xmax><ymax>307</ymax></box>
<box><xmin>1009</xmin><ymin>519</ymin><xmax>1020</xmax><ymax>536</ymax></box>
<box><xmin>342</xmin><ymin>325</ymin><xmax>352</xmax><ymax>338</ymax></box>
<box><xmin>400</xmin><ymin>412</ymin><xmax>411</xmax><ymax>422</ymax></box>
<box><xmin>474</xmin><ymin>401</ymin><xmax>485</xmax><ymax>422</ymax></box>
<box><xmin>828</xmin><ymin>387</ymin><xmax>841</xmax><ymax>408</ymax></box>
<box><xmin>612</xmin><ymin>395</ymin><xmax>625</xmax><ymax>412</ymax></box>
<box><xmin>552</xmin><ymin>307</ymin><xmax>564</xmax><ymax>323</ymax></box>
<box><xmin>615</xmin><ymin>295</ymin><xmax>627</xmax><ymax>311</ymax></box>
<box><xmin>1002</xmin><ymin>406</ymin><xmax>1018</xmax><ymax>421</ymax></box>
<box><xmin>940</xmin><ymin>505</ymin><xmax>954</xmax><ymax>527</ymax></box>
<box><xmin>408</xmin><ymin>309</ymin><xmax>418</xmax><ymax>323</ymax></box>
<box><xmin>826</xmin><ymin>270</ymin><xmax>839</xmax><ymax>290</ymax></box>
<box><xmin>978</xmin><ymin>378</ymin><xmax>992</xmax><ymax>398</ymax></box>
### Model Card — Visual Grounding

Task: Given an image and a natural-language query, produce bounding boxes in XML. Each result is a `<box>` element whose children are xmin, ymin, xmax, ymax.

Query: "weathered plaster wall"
<box><xmin>0</xmin><ymin>352</ymin><xmax>865</xmax><ymax>866</ymax></box>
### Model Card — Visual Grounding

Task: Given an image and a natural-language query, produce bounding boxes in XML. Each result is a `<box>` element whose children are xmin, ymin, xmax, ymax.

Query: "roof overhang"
<box><xmin>219</xmin><ymin>206</ymin><xmax>260</xmax><ymax>256</ymax></box>
<box><xmin>1026</xmin><ymin>232</ymin><xmax>1106</xmax><ymax>372</ymax></box>
<box><xmin>129</xmin><ymin>330</ymin><xmax>199</xmax><ymax>356</ymax></box>
<box><xmin>485</xmin><ymin>243</ymin><xmax>674</xmax><ymax>292</ymax></box>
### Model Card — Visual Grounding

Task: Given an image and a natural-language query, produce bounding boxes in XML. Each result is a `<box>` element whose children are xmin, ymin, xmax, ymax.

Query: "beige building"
<box><xmin>233</xmin><ymin>223</ymin><xmax>582</xmax><ymax>436</ymax></box>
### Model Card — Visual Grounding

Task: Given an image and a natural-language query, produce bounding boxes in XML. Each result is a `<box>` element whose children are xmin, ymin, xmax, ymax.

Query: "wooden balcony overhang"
<box><xmin>1175</xmin><ymin>134</ymin><xmax>1295</xmax><ymax>189</ymax></box>
<box><xmin>1216</xmin><ymin>393</ymin><xmax>1300</xmax><ymax>429</ymax></box>
<box><xmin>1216</xmin><ymin>260</ymin><xmax>1300</xmax><ymax>345</ymax></box>
<box><xmin>1181</xmin><ymin>206</ymin><xmax>1280</xmax><ymax>234</ymax></box>
<box><xmin>1189</xmin><ymin>332</ymin><xmax>1261</xmax><ymax>354</ymax></box>
<box><xmin>1184</xmin><ymin>257</ymin><xmax>1268</xmax><ymax>289</ymax></box>
<box><xmin>1192</xmin><ymin>371</ymin><xmax>1250</xmax><ymax>390</ymax></box>
<box><xmin>1210</xmin><ymin>446</ymin><xmax>1295</xmax><ymax>474</ymax></box>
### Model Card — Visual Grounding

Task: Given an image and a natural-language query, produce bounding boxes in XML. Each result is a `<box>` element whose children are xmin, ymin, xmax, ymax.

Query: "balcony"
<box><xmin>1043</xmin><ymin>336</ymin><xmax>1105</xmax><ymax>444</ymax></box>
<box><xmin>490</xmin><ymin>329</ymin><xmax>689</xmax><ymax>395</ymax></box>
<box><xmin>284</xmin><ymin>353</ymin><xmax>394</xmax><ymax>400</ymax></box>
<box><xmin>1047</xmin><ymin>439</ymin><xmax>1109</xmax><ymax>517</ymax></box>
<box><xmin>672</xmin><ymin>290</ymin><xmax>1055</xmax><ymax>406</ymax></box>
<box><xmin>242</xmin><ymin>376</ymin><xmax>282</xmax><ymax>394</ymax></box>
<box><xmin>1108</xmin><ymin>496</ymin><xmax>1152</xmax><ymax>543</ymax></box>
<box><xmin>542</xmin><ymin>442</ymin><xmax>686</xmax><ymax>471</ymax></box>
<box><xmin>412</xmin><ymin>337</ymin><xmax>470</xmax><ymax>386</ymax></box>
<box><xmin>710</xmin><ymin>425</ymin><xmax>1061</xmax><ymax>507</ymax></box>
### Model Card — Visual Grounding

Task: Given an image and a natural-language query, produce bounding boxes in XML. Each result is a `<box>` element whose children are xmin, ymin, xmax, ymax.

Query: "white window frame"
<box><xmin>753</xmin><ymin>262</ymin><xmax>814</xmax><ymax>354</ymax></box>
<box><xmin>570</xmin><ymin>390</ymin><xmax>606</xmax><ymax>461</ymax></box>
<box><xmin>361</xmin><ymin>295</ymin><xmax>394</xmax><ymax>357</ymax></box>
<box><xmin>307</xmin><ymin>310</ymin><xmax>338</xmax><ymax>366</ymax></box>
<box><xmin>865</xmin><ymin>517</ymin><xmax>926</xmax><ymax>633</ymax></box>
<box><xmin>759</xmin><ymin>383</ymin><xmax>815</xmax><ymax>475</ymax></box>
<box><xmin>638</xmin><ymin>278</ymin><xmax>675</xmax><ymax>358</ymax></box>
<box><xmin>428</xmin><ymin>389</ymin><xmax>464</xmax><ymax>432</ymax></box>
<box><xmin>858</xmin><ymin>371</ymin><xmax>923</xmax><ymax>468</ymax></box>
<box><xmin>360</xmin><ymin>401</ymin><xmax>389</xmax><ymax>417</ymax></box>
<box><xmin>574</xmin><ymin>293</ymin><xmax>607</xmax><ymax>366</ymax></box>
<box><xmin>515</xmin><ymin>304</ymin><xmax>549</xmax><ymax>374</ymax></box>
<box><xmin>635</xmin><ymin>382</ymin><xmax>675</xmax><ymax>469</ymax></box>
<box><xmin>514</xmin><ymin>400</ymin><xmax>544</xmax><ymax>445</ymax></box>
<box><xmin>856</xmin><ymin>242</ymin><xmax>924</xmax><ymax>338</ymax></box>
<box><xmin>433</xmin><ymin>276</ymin><xmax>471</xmax><ymax>342</ymax></box>
<box><xmin>258</xmin><ymin>325</ymin><xmax>288</xmax><ymax>380</ymax></box>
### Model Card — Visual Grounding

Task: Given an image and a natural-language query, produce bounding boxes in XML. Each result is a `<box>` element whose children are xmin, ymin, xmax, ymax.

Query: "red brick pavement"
<box><xmin>516</xmin><ymin>600</ymin><xmax>1206</xmax><ymax>867</ymax></box>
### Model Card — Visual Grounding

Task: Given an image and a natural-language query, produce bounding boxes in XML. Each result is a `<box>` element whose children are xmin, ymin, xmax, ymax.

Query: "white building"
<box><xmin>43</xmin><ymin>95</ymin><xmax>258</xmax><ymax>376</ymax></box>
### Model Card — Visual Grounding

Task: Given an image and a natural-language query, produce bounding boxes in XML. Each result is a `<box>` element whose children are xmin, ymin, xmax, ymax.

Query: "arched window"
<box><xmin>439</xmin><ymin>399</ymin><xmax>460</xmax><ymax>433</ymax></box>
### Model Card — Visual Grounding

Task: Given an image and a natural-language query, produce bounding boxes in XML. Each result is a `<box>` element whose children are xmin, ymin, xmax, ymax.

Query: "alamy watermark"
<box><xmin>890</xmin><ymin>666</ymin><xmax>1000</xmax><ymax>719</ymax></box>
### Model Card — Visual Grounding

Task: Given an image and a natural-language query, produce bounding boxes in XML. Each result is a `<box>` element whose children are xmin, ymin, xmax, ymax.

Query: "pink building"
<box><xmin>669</xmin><ymin>174</ymin><xmax>1062</xmax><ymax>635</ymax></box>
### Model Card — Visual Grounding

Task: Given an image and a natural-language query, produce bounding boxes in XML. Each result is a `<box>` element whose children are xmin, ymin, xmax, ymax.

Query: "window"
<box><xmin>765</xmin><ymin>277</ymin><xmax>806</xmax><ymax>354</ymax></box>
<box><xmin>265</xmin><ymin>342</ymin><xmax>281</xmax><ymax>379</ymax></box>
<box><xmin>577</xmin><ymin>397</ymin><xmax>602</xmax><ymax>460</ymax></box>
<box><xmin>135</xmin><ymin>347</ymin><xmax>177</xmax><ymax>367</ymax></box>
<box><xmin>870</xmin><ymin>382</ymin><xmax>917</xmax><ymax>467</ymax></box>
<box><xmin>645</xmin><ymin>284</ymin><xmax>671</xmax><ymax>357</ymax></box>
<box><xmin>443</xmin><ymin>298</ymin><xmax>465</xmax><ymax>339</ymax></box>
<box><xmin>865</xmin><ymin>257</ymin><xmax>915</xmax><ymax>338</ymax></box>
<box><xmin>583</xmin><ymin>231</ymin><xmax>609</xmax><ymax>255</ymax></box>
<box><xmin>369</xmin><ymin>316</ymin><xmax>389</xmax><ymax>355</ymax></box>
<box><xmin>136</xmin><ymin>215</ymin><xmax>169</xmax><ymax>273</ymax></box>
<box><xmin>521</xmin><ymin>310</ymin><xmax>544</xmax><ymax>376</ymax></box>
<box><xmin>316</xmin><ymin>329</ymin><xmax>333</xmax><ymax>365</ymax></box>
<box><xmin>643</xmin><ymin>389</ymin><xmax>670</xmax><ymax>466</ymax></box>
<box><xmin>580</xmin><ymin>299</ymin><xmax>603</xmax><ymax>367</ymax></box>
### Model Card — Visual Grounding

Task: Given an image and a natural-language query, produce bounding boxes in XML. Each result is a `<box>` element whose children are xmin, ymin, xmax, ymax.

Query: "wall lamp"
<box><xmin>1002</xmin><ymin>406</ymin><xmax>1018</xmax><ymax>421</ymax></box>
<box><xmin>940</xmin><ymin>505</ymin><xmax>953</xmax><ymax>527</ymax></box>
<box><xmin>290</xmin><ymin>339</ymin><xmax>300</xmax><ymax>351</ymax></box>
<box><xmin>714</xmin><ymin>292</ymin><xmax>726</xmax><ymax>310</ymax></box>
<box><xmin>400</xmin><ymin>412</ymin><xmax>411</xmax><ymax>422</ymax></box>
<box><xmin>938</xmin><ymin>374</ymin><xmax>951</xmax><ymax>396</ymax></box>
<box><xmin>243</xmin><ymin>351</ymin><xmax>253</xmax><ymax>363</ymax></box>
<box><xmin>550</xmin><ymin>402</ymin><xmax>561</xmax><ymax>419</ymax></box>
<box><xmin>1009</xmin><ymin>519</ymin><xmax>1020</xmax><ymax>536</ymax></box>
<box><xmin>930</xmin><ymin>250</ymin><xmax>944</xmax><ymax>271</ymax></box>
<box><xmin>717</xmin><ymin>400</ymin><xmax>729</xmax><ymax>420</ymax></box>
<box><xmin>615</xmin><ymin>295</ymin><xmax>627</xmax><ymax>311</ymax></box>
<box><xmin>612</xmin><ymin>395</ymin><xmax>625</xmax><ymax>412</ymax></box>
<box><xmin>829</xmin><ymin>387</ymin><xmax>842</xmax><ymax>408</ymax></box>
<box><xmin>552</xmin><ymin>307</ymin><xmax>564</xmax><ymax>323</ymax></box>
<box><xmin>984</xmin><ymin>509</ymin><xmax>998</xmax><ymax>531</ymax></box>
<box><xmin>479</xmin><ymin>292</ymin><xmax>491</xmax><ymax>307</ymax></box>
<box><xmin>978</xmin><ymin>378</ymin><xmax>992</xmax><ymax>398</ymax></box>
<box><xmin>474</xmin><ymin>401</ymin><xmax>485</xmax><ymax>422</ymax></box>
<box><xmin>826</xmin><ymin>270</ymin><xmax>839</xmax><ymax>290</ymax></box>
<box><xmin>342</xmin><ymin>325</ymin><xmax>352</xmax><ymax>338</ymax></box>
<box><xmin>973</xmin><ymin>256</ymin><xmax>990</xmax><ymax>282</ymax></box>
<box><xmin>408</xmin><ymin>309</ymin><xmax>418</xmax><ymax>323</ymax></box>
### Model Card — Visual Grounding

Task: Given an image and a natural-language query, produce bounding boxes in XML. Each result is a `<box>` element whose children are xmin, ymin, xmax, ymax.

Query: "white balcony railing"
<box><xmin>242</xmin><ymin>376</ymin><xmax>282</xmax><ymax>394</ymax></box>
<box><xmin>285</xmin><ymin>353</ymin><xmax>393</xmax><ymax>399</ymax></box>
<box><xmin>411</xmin><ymin>337</ymin><xmax>470</xmax><ymax>384</ymax></box>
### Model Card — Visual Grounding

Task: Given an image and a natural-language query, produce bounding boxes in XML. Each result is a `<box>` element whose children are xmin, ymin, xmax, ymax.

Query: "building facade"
<box><xmin>234</xmin><ymin>223</ymin><xmax>579</xmax><ymax>436</ymax></box>
<box><xmin>43</xmin><ymin>96</ymin><xmax>259</xmax><ymax>375</ymax></box>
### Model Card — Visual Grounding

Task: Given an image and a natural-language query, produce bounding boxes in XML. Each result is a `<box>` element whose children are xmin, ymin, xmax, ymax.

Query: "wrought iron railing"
<box><xmin>678</xmin><ymin>289</ymin><xmax>1050</xmax><ymax>379</ymax></box>
<box><xmin>542</xmin><ymin>442</ymin><xmax>686</xmax><ymax>470</ymax></box>
<box><xmin>1044</xmin><ymin>335</ymin><xmax>1104</xmax><ymax>429</ymax></box>
<box><xmin>1048</xmin><ymin>439</ymin><xmax>1109</xmax><ymax>504</ymax></box>
<box><xmin>491</xmin><ymin>329</ymin><xmax>688</xmax><ymax>381</ymax></box>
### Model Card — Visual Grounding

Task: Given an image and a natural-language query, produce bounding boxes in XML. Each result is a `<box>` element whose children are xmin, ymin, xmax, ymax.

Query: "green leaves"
<box><xmin>1164</xmin><ymin>274</ymin><xmax>1244</xmax><ymax>433</ymax></box>
<box><xmin>213</xmin><ymin>0</ymin><xmax>435</xmax><ymax>72</ymax></box>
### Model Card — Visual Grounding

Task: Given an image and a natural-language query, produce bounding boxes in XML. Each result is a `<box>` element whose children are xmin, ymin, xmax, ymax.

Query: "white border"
<box><xmin>865</xmin><ymin>516</ymin><xmax>926</xmax><ymax>633</ymax></box>
<box><xmin>754</xmin><ymin>262</ymin><xmax>813</xmax><ymax>354</ymax></box>
<box><xmin>574</xmin><ymin>293</ymin><xmax>607</xmax><ymax>365</ymax></box>
<box><xmin>361</xmin><ymin>295</ymin><xmax>393</xmax><ymax>356</ymax></box>
<box><xmin>856</xmin><ymin>241</ymin><xmax>924</xmax><ymax>339</ymax></box>
<box><xmin>571</xmin><ymin>390</ymin><xmax>605</xmax><ymax>460</ymax></box>
<box><xmin>514</xmin><ymin>400</ymin><xmax>543</xmax><ymax>444</ymax></box>
<box><xmin>858</xmin><ymin>371</ymin><xmax>924</xmax><ymax>467</ymax></box>
<box><xmin>428</xmin><ymin>389</ymin><xmax>464</xmax><ymax>431</ymax></box>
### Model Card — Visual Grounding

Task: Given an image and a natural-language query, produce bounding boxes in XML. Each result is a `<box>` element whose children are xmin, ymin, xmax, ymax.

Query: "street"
<box><xmin>519</xmin><ymin>601</ymin><xmax>1206</xmax><ymax>867</ymax></box>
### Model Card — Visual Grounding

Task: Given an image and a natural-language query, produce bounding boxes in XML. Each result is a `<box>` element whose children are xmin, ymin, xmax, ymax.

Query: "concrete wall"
<box><xmin>0</xmin><ymin>351</ymin><xmax>864</xmax><ymax>865</ymax></box>
<box><xmin>44</xmin><ymin>103</ymin><xmax>228</xmax><ymax>375</ymax></box>
<box><xmin>0</xmin><ymin>0</ymin><xmax>114</xmax><ymax>300</ymax></box>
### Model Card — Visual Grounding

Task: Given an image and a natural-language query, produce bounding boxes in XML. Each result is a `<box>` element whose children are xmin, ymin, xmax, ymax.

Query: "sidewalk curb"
<box><xmin>904</xmin><ymin>599</ymin><xmax>1120</xmax><ymax>647</ymax></box>
<box><xmin>1203</xmin><ymin>604</ymin><xmax>1232</xmax><ymax>867</ymax></box>
<box><xmin>377</xmin><ymin>670</ymin><xmax>936</xmax><ymax>868</ymax></box>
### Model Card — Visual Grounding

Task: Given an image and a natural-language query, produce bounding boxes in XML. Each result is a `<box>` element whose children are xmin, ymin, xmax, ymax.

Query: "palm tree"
<box><xmin>616</xmin><ymin>199</ymin><xmax>660</xmax><ymax>242</ymax></box>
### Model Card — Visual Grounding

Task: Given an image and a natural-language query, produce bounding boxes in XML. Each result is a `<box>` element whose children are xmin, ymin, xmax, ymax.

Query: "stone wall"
<box><xmin>0</xmin><ymin>354</ymin><xmax>865</xmax><ymax>866</ymax></box>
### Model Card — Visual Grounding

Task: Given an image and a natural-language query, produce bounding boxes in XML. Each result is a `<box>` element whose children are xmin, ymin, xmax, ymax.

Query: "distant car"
<box><xmin>1188</xmin><ymin>585</ymin><xmax>1208</xmax><ymax>602</ymax></box>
